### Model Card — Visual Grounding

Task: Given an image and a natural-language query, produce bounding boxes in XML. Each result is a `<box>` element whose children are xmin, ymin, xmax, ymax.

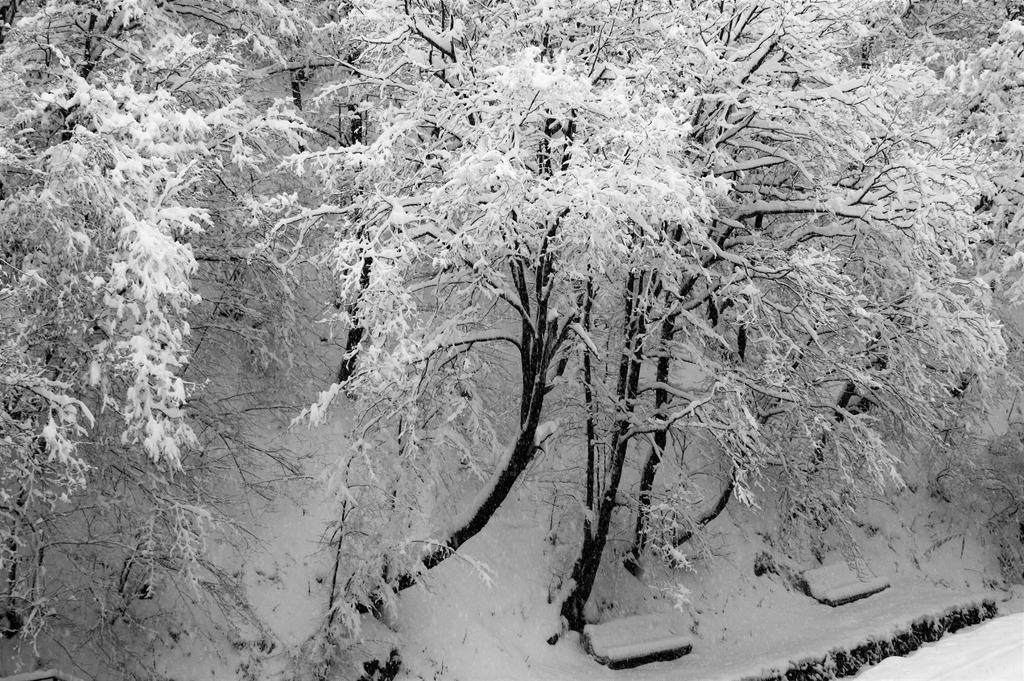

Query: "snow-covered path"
<box><xmin>855</xmin><ymin>613</ymin><xmax>1024</xmax><ymax>681</ymax></box>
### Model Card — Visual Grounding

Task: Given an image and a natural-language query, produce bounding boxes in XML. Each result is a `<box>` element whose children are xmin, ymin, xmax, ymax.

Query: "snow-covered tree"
<box><xmin>556</xmin><ymin>0</ymin><xmax>1008</xmax><ymax>630</ymax></box>
<box><xmin>294</xmin><ymin>0</ymin><xmax>1007</xmax><ymax>635</ymax></box>
<box><xmin>0</xmin><ymin>0</ymin><xmax>312</xmax><ymax>663</ymax></box>
<box><xmin>293</xmin><ymin>0</ymin><xmax>711</xmax><ymax>632</ymax></box>
<box><xmin>928</xmin><ymin>8</ymin><xmax>1024</xmax><ymax>578</ymax></box>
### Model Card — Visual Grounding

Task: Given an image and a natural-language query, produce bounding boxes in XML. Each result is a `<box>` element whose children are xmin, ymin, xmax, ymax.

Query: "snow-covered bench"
<box><xmin>583</xmin><ymin>612</ymin><xmax>693</xmax><ymax>669</ymax></box>
<box><xmin>0</xmin><ymin>671</ymin><xmax>85</xmax><ymax>681</ymax></box>
<box><xmin>803</xmin><ymin>562</ymin><xmax>890</xmax><ymax>607</ymax></box>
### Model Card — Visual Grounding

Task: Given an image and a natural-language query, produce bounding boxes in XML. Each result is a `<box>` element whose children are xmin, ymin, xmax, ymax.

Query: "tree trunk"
<box><xmin>622</xmin><ymin>259</ymin><xmax>701</xmax><ymax>576</ymax></box>
<box><xmin>582</xmin><ymin>278</ymin><xmax>597</xmax><ymax>544</ymax></box>
<box><xmin>1</xmin><ymin>487</ymin><xmax>27</xmax><ymax>638</ymax></box>
<box><xmin>393</xmin><ymin>253</ymin><xmax>564</xmax><ymax>592</ymax></box>
<box><xmin>289</xmin><ymin>67</ymin><xmax>307</xmax><ymax>110</ymax></box>
<box><xmin>672</xmin><ymin>467</ymin><xmax>736</xmax><ymax>546</ymax></box>
<box><xmin>560</xmin><ymin>271</ymin><xmax>647</xmax><ymax>631</ymax></box>
<box><xmin>406</xmin><ymin>369</ymin><xmax>547</xmax><ymax>582</ymax></box>
<box><xmin>812</xmin><ymin>343</ymin><xmax>887</xmax><ymax>464</ymax></box>
<box><xmin>336</xmin><ymin>103</ymin><xmax>369</xmax><ymax>384</ymax></box>
<box><xmin>393</xmin><ymin>366</ymin><xmax>549</xmax><ymax>590</ymax></box>
<box><xmin>624</xmin><ymin>311</ymin><xmax>675</xmax><ymax>577</ymax></box>
<box><xmin>0</xmin><ymin>1</ymin><xmax>18</xmax><ymax>46</ymax></box>
<box><xmin>336</xmin><ymin>256</ymin><xmax>373</xmax><ymax>384</ymax></box>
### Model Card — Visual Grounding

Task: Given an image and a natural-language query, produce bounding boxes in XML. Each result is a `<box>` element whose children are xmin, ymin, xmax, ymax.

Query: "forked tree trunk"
<box><xmin>376</xmin><ymin>108</ymin><xmax>577</xmax><ymax>606</ymax></box>
<box><xmin>560</xmin><ymin>271</ymin><xmax>647</xmax><ymax>632</ymax></box>
<box><xmin>622</xmin><ymin>260</ymin><xmax>711</xmax><ymax>575</ymax></box>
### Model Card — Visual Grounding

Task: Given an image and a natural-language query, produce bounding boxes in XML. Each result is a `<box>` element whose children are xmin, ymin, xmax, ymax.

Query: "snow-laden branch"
<box><xmin>733</xmin><ymin>197</ymin><xmax>871</xmax><ymax>221</ymax></box>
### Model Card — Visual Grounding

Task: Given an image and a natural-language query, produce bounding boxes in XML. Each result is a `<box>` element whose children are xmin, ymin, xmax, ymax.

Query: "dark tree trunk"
<box><xmin>2</xmin><ymin>487</ymin><xmax>27</xmax><ymax>638</ymax></box>
<box><xmin>812</xmin><ymin>344</ymin><xmax>887</xmax><ymax>464</ymax></box>
<box><xmin>622</xmin><ymin>257</ymin><xmax>708</xmax><ymax>576</ymax></box>
<box><xmin>405</xmin><ymin>374</ymin><xmax>547</xmax><ymax>584</ymax></box>
<box><xmin>393</xmin><ymin>237</ymin><xmax>567</xmax><ymax>591</ymax></box>
<box><xmin>560</xmin><ymin>270</ymin><xmax>647</xmax><ymax>631</ymax></box>
<box><xmin>376</xmin><ymin>111</ymin><xmax>575</xmax><ymax>605</ymax></box>
<box><xmin>337</xmin><ymin>256</ymin><xmax>373</xmax><ymax>384</ymax></box>
<box><xmin>0</xmin><ymin>1</ymin><xmax>18</xmax><ymax>46</ymax></box>
<box><xmin>289</xmin><ymin>68</ymin><xmax>308</xmax><ymax>110</ymax></box>
<box><xmin>624</xmin><ymin>311</ymin><xmax>675</xmax><ymax>577</ymax></box>
<box><xmin>672</xmin><ymin>467</ymin><xmax>736</xmax><ymax>546</ymax></box>
<box><xmin>582</xmin><ymin>278</ymin><xmax>597</xmax><ymax>542</ymax></box>
<box><xmin>335</xmin><ymin>106</ymin><xmax>369</xmax><ymax>385</ymax></box>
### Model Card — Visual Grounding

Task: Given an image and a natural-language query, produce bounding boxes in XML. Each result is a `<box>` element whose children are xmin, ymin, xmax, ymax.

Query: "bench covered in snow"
<box><xmin>0</xmin><ymin>671</ymin><xmax>85</xmax><ymax>681</ymax></box>
<box><xmin>583</xmin><ymin>612</ymin><xmax>693</xmax><ymax>669</ymax></box>
<box><xmin>803</xmin><ymin>562</ymin><xmax>890</xmax><ymax>607</ymax></box>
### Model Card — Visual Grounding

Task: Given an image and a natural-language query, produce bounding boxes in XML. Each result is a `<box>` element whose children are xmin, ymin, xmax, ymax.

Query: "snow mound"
<box><xmin>0</xmin><ymin>671</ymin><xmax>84</xmax><ymax>681</ymax></box>
<box><xmin>746</xmin><ymin>598</ymin><xmax>999</xmax><ymax>681</ymax></box>
<box><xmin>855</xmin><ymin>612</ymin><xmax>1024</xmax><ymax>681</ymax></box>
<box><xmin>804</xmin><ymin>563</ymin><xmax>890</xmax><ymax>607</ymax></box>
<box><xmin>583</xmin><ymin>612</ymin><xmax>693</xmax><ymax>669</ymax></box>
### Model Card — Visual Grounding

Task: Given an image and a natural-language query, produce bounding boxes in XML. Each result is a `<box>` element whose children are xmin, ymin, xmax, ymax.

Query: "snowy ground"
<box><xmin>398</xmin><ymin>535</ymin><xmax>1014</xmax><ymax>681</ymax></box>
<box><xmin>138</xmin><ymin>416</ymin><xmax>1023</xmax><ymax>681</ymax></box>
<box><xmin>393</xmin><ymin>479</ymin><xmax>1023</xmax><ymax>681</ymax></box>
<box><xmin>855</xmin><ymin>612</ymin><xmax>1024</xmax><ymax>681</ymax></box>
<box><xmin>5</xmin><ymin>403</ymin><xmax>1022</xmax><ymax>681</ymax></box>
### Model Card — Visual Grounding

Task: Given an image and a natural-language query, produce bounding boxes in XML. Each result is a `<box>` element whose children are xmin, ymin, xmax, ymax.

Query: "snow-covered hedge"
<box><xmin>746</xmin><ymin>599</ymin><xmax>998</xmax><ymax>681</ymax></box>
